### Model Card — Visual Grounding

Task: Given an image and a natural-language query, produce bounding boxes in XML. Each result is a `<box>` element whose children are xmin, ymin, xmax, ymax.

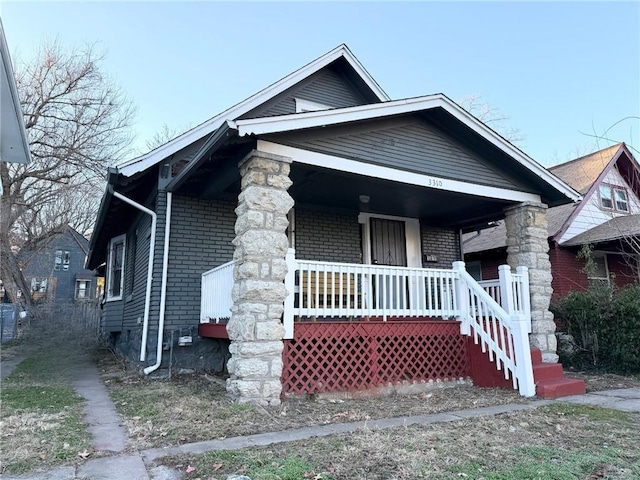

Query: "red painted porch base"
<box><xmin>466</xmin><ymin>337</ymin><xmax>515</xmax><ymax>390</ymax></box>
<box><xmin>198</xmin><ymin>323</ymin><xmax>229</xmax><ymax>339</ymax></box>
<box><xmin>531</xmin><ymin>348</ymin><xmax>586</xmax><ymax>399</ymax></box>
<box><xmin>282</xmin><ymin>320</ymin><xmax>468</xmax><ymax>395</ymax></box>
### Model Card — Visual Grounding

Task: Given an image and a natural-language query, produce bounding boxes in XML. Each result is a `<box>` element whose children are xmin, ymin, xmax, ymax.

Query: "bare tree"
<box><xmin>459</xmin><ymin>93</ymin><xmax>525</xmax><ymax>145</ymax></box>
<box><xmin>0</xmin><ymin>40</ymin><xmax>134</xmax><ymax>305</ymax></box>
<box><xmin>144</xmin><ymin>122</ymin><xmax>192</xmax><ymax>152</ymax></box>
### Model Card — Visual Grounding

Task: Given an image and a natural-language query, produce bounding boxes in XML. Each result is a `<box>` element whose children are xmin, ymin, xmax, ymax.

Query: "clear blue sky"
<box><xmin>2</xmin><ymin>1</ymin><xmax>639</xmax><ymax>166</ymax></box>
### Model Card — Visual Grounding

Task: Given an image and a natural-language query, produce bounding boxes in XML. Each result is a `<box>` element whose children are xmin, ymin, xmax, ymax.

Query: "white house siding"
<box><xmin>559</xmin><ymin>166</ymin><xmax>640</xmax><ymax>244</ymax></box>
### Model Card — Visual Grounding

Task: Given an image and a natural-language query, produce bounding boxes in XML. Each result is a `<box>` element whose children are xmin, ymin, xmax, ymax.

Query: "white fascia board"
<box><xmin>258</xmin><ymin>140</ymin><xmax>542</xmax><ymax>204</ymax></box>
<box><xmin>118</xmin><ymin>45</ymin><xmax>388</xmax><ymax>178</ymax></box>
<box><xmin>241</xmin><ymin>95</ymin><xmax>580</xmax><ymax>203</ymax></box>
<box><xmin>238</xmin><ymin>95</ymin><xmax>445</xmax><ymax>135</ymax></box>
<box><xmin>0</xmin><ymin>19</ymin><xmax>30</xmax><ymax>165</ymax></box>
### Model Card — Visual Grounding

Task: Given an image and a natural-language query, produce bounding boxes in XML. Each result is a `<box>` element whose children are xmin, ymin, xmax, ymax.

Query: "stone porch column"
<box><xmin>504</xmin><ymin>202</ymin><xmax>557</xmax><ymax>363</ymax></box>
<box><xmin>226</xmin><ymin>150</ymin><xmax>293</xmax><ymax>406</ymax></box>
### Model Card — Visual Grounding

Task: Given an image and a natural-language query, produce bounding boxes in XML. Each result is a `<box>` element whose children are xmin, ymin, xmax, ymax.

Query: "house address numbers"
<box><xmin>425</xmin><ymin>177</ymin><xmax>445</xmax><ymax>188</ymax></box>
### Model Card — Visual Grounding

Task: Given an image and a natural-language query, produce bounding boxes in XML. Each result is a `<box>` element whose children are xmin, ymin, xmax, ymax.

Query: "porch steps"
<box><xmin>531</xmin><ymin>348</ymin><xmax>586</xmax><ymax>399</ymax></box>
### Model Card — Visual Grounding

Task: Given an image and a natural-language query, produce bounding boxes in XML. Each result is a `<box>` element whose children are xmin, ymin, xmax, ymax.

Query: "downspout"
<box><xmin>144</xmin><ymin>191</ymin><xmax>172</xmax><ymax>375</ymax></box>
<box><xmin>110</xmin><ymin>188</ymin><xmax>156</xmax><ymax>362</ymax></box>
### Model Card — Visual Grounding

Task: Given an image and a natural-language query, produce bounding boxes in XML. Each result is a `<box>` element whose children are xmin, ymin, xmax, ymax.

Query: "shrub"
<box><xmin>551</xmin><ymin>284</ymin><xmax>640</xmax><ymax>373</ymax></box>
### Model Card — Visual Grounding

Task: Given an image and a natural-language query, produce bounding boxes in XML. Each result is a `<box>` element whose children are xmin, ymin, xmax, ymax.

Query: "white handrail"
<box><xmin>480</xmin><ymin>266</ymin><xmax>531</xmax><ymax>333</ymax></box>
<box><xmin>453</xmin><ymin>262</ymin><xmax>534</xmax><ymax>396</ymax></box>
<box><xmin>200</xmin><ymin>260</ymin><xmax>235</xmax><ymax>323</ymax></box>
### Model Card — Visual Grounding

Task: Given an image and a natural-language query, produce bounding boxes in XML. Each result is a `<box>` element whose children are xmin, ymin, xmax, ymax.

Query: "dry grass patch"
<box><xmin>98</xmin><ymin>349</ymin><xmax>532</xmax><ymax>450</ymax></box>
<box><xmin>167</xmin><ymin>404</ymin><xmax>640</xmax><ymax>479</ymax></box>
<box><xmin>567</xmin><ymin>370</ymin><xmax>640</xmax><ymax>392</ymax></box>
<box><xmin>0</xmin><ymin>309</ymin><xmax>99</xmax><ymax>475</ymax></box>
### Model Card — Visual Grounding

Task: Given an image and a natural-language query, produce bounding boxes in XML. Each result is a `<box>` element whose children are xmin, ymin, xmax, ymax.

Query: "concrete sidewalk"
<box><xmin>2</xmin><ymin>350</ymin><xmax>639</xmax><ymax>480</ymax></box>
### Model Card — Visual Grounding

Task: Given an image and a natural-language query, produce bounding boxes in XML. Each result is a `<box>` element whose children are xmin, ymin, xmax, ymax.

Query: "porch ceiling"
<box><xmin>183</xmin><ymin>155</ymin><xmax>516</xmax><ymax>231</ymax></box>
<box><xmin>289</xmin><ymin>164</ymin><xmax>514</xmax><ymax>229</ymax></box>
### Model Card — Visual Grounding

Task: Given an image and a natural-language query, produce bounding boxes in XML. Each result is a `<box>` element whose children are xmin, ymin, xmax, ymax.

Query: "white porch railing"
<box><xmin>200</xmin><ymin>261</ymin><xmax>235</xmax><ymax>323</ymax></box>
<box><xmin>200</xmin><ymin>251</ymin><xmax>535</xmax><ymax>396</ymax></box>
<box><xmin>479</xmin><ymin>265</ymin><xmax>531</xmax><ymax>333</ymax></box>
<box><xmin>453</xmin><ymin>262</ymin><xmax>534</xmax><ymax>396</ymax></box>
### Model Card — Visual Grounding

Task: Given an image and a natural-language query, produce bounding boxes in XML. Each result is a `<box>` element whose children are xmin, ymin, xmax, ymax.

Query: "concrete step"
<box><xmin>532</xmin><ymin>362</ymin><xmax>565</xmax><ymax>383</ymax></box>
<box><xmin>536</xmin><ymin>377</ymin><xmax>587</xmax><ymax>399</ymax></box>
<box><xmin>530</xmin><ymin>348</ymin><xmax>586</xmax><ymax>399</ymax></box>
<box><xmin>531</xmin><ymin>348</ymin><xmax>543</xmax><ymax>365</ymax></box>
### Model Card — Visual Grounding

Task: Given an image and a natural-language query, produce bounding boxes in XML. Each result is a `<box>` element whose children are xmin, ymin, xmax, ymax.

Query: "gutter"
<box><xmin>143</xmin><ymin>191</ymin><xmax>172</xmax><ymax>375</ymax></box>
<box><xmin>109</xmin><ymin>187</ymin><xmax>157</xmax><ymax>362</ymax></box>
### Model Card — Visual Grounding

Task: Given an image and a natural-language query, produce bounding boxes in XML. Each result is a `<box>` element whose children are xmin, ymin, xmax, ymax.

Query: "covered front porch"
<box><xmin>200</xmin><ymin>250</ymin><xmax>534</xmax><ymax>396</ymax></box>
<box><xmin>162</xmin><ymin>100</ymin><xmax>578</xmax><ymax>404</ymax></box>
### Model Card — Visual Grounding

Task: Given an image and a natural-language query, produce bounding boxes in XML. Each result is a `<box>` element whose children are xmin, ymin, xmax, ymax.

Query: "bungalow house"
<box><xmin>464</xmin><ymin>143</ymin><xmax>640</xmax><ymax>296</ymax></box>
<box><xmin>19</xmin><ymin>226</ymin><xmax>99</xmax><ymax>303</ymax></box>
<box><xmin>87</xmin><ymin>45</ymin><xmax>585</xmax><ymax>405</ymax></box>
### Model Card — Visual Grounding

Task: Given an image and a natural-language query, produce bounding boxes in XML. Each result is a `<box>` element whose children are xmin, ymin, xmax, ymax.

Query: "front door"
<box><xmin>370</xmin><ymin>218</ymin><xmax>407</xmax><ymax>267</ymax></box>
<box><xmin>369</xmin><ymin>218</ymin><xmax>408</xmax><ymax>310</ymax></box>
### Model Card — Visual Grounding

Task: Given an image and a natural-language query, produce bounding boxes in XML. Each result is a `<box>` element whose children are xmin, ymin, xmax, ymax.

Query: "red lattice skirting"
<box><xmin>282</xmin><ymin>320</ymin><xmax>469</xmax><ymax>395</ymax></box>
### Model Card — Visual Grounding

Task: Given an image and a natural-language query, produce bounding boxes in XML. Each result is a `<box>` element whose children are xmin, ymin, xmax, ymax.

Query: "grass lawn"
<box><xmin>163</xmin><ymin>403</ymin><xmax>640</xmax><ymax>479</ymax></box>
<box><xmin>0</xmin><ymin>316</ymin><xmax>96</xmax><ymax>475</ymax></box>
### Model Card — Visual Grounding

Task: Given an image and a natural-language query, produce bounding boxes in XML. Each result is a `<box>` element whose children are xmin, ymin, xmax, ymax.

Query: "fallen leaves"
<box><xmin>77</xmin><ymin>449</ymin><xmax>90</xmax><ymax>459</ymax></box>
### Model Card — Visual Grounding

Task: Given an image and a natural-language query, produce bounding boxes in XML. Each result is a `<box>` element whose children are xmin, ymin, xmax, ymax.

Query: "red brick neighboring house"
<box><xmin>464</xmin><ymin>143</ymin><xmax>640</xmax><ymax>297</ymax></box>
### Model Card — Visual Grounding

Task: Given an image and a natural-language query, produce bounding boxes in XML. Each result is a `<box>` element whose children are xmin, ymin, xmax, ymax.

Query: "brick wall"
<box><xmin>608</xmin><ymin>254</ymin><xmax>639</xmax><ymax>288</ymax></box>
<box><xmin>295</xmin><ymin>207</ymin><xmax>362</xmax><ymax>263</ymax></box>
<box><xmin>164</xmin><ymin>196</ymin><xmax>236</xmax><ymax>329</ymax></box>
<box><xmin>549</xmin><ymin>244</ymin><xmax>589</xmax><ymax>298</ymax></box>
<box><xmin>420</xmin><ymin>226</ymin><xmax>461</xmax><ymax>269</ymax></box>
<box><xmin>111</xmin><ymin>194</ymin><xmax>236</xmax><ymax>371</ymax></box>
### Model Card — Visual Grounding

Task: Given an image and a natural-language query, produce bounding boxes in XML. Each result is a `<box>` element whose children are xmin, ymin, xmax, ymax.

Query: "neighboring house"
<box><xmin>20</xmin><ymin>226</ymin><xmax>99</xmax><ymax>303</ymax></box>
<box><xmin>464</xmin><ymin>143</ymin><xmax>640</xmax><ymax>296</ymax></box>
<box><xmin>87</xmin><ymin>44</ymin><xmax>584</xmax><ymax>404</ymax></box>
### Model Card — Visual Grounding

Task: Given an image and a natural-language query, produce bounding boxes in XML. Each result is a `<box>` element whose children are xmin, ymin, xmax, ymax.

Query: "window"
<box><xmin>599</xmin><ymin>185</ymin><xmax>629</xmax><ymax>213</ymax></box>
<box><xmin>29</xmin><ymin>277</ymin><xmax>50</xmax><ymax>300</ymax></box>
<box><xmin>75</xmin><ymin>280</ymin><xmax>91</xmax><ymax>300</ymax></box>
<box><xmin>107</xmin><ymin>235</ymin><xmax>126</xmax><ymax>300</ymax></box>
<box><xmin>30</xmin><ymin>277</ymin><xmax>48</xmax><ymax>294</ymax></box>
<box><xmin>614</xmin><ymin>189</ymin><xmax>629</xmax><ymax>212</ymax></box>
<box><xmin>588</xmin><ymin>253</ymin><xmax>610</xmax><ymax>287</ymax></box>
<box><xmin>54</xmin><ymin>250</ymin><xmax>71</xmax><ymax>271</ymax></box>
<box><xmin>466</xmin><ymin>261</ymin><xmax>483</xmax><ymax>281</ymax></box>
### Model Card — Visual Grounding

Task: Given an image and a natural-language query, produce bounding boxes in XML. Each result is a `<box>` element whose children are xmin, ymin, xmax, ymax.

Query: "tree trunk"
<box><xmin>0</xmin><ymin>187</ymin><xmax>34</xmax><ymax>306</ymax></box>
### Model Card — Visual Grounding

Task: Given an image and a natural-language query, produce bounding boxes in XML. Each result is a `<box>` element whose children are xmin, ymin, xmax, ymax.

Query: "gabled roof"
<box><xmin>0</xmin><ymin>19</ymin><xmax>30</xmax><ymax>166</ymax></box>
<box><xmin>562</xmin><ymin>215</ymin><xmax>640</xmax><ymax>246</ymax></box>
<box><xmin>549</xmin><ymin>144</ymin><xmax>622</xmax><ymax>194</ymax></box>
<box><xmin>463</xmin><ymin>143</ymin><xmax>639</xmax><ymax>254</ymax></box>
<box><xmin>553</xmin><ymin>143</ymin><xmax>639</xmax><ymax>243</ymax></box>
<box><xmin>20</xmin><ymin>225</ymin><xmax>90</xmax><ymax>268</ymax></box>
<box><xmin>117</xmin><ymin>44</ymin><xmax>389</xmax><ymax>178</ymax></box>
<box><xmin>234</xmin><ymin>94</ymin><xmax>579</xmax><ymax>205</ymax></box>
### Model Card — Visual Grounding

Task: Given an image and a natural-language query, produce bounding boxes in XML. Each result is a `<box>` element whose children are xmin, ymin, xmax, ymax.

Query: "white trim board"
<box><xmin>258</xmin><ymin>140</ymin><xmax>542</xmax><ymax>204</ymax></box>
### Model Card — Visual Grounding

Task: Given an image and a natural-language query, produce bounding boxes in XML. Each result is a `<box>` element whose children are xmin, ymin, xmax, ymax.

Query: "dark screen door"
<box><xmin>370</xmin><ymin>218</ymin><xmax>407</xmax><ymax>267</ymax></box>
